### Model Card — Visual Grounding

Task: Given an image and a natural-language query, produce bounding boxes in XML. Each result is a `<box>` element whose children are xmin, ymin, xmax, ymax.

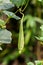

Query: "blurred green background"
<box><xmin>0</xmin><ymin>0</ymin><xmax>43</xmax><ymax>65</ymax></box>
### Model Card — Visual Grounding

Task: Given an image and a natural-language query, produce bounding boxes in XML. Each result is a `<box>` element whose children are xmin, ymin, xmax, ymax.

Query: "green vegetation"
<box><xmin>0</xmin><ymin>0</ymin><xmax>43</xmax><ymax>65</ymax></box>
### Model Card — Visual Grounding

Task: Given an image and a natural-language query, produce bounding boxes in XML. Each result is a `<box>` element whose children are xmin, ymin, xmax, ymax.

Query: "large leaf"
<box><xmin>0</xmin><ymin>19</ymin><xmax>6</xmax><ymax>28</ymax></box>
<box><xmin>0</xmin><ymin>29</ymin><xmax>12</xmax><ymax>44</ymax></box>
<box><xmin>18</xmin><ymin>16</ymin><xmax>24</xmax><ymax>53</ymax></box>
<box><xmin>3</xmin><ymin>11</ymin><xmax>20</xmax><ymax>20</ymax></box>
<box><xmin>0</xmin><ymin>0</ymin><xmax>11</xmax><ymax>3</ymax></box>
<box><xmin>10</xmin><ymin>0</ymin><xmax>26</xmax><ymax>8</ymax></box>
<box><xmin>0</xmin><ymin>3</ymin><xmax>14</xmax><ymax>10</ymax></box>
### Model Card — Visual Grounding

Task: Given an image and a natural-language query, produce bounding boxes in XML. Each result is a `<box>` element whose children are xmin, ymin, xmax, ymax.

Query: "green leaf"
<box><xmin>10</xmin><ymin>0</ymin><xmax>26</xmax><ymax>8</ymax></box>
<box><xmin>37</xmin><ymin>0</ymin><xmax>43</xmax><ymax>6</ymax></box>
<box><xmin>0</xmin><ymin>47</ymin><xmax>2</xmax><ymax>50</ymax></box>
<box><xmin>27</xmin><ymin>62</ymin><xmax>34</xmax><ymax>65</ymax></box>
<box><xmin>35</xmin><ymin>61</ymin><xmax>42</xmax><ymax>65</ymax></box>
<box><xmin>24</xmin><ymin>15</ymin><xmax>36</xmax><ymax>28</ymax></box>
<box><xmin>36</xmin><ymin>36</ymin><xmax>43</xmax><ymax>42</ymax></box>
<box><xmin>24</xmin><ymin>15</ymin><xmax>36</xmax><ymax>33</ymax></box>
<box><xmin>0</xmin><ymin>0</ymin><xmax>11</xmax><ymax>3</ymax></box>
<box><xmin>40</xmin><ymin>25</ymin><xmax>43</xmax><ymax>31</ymax></box>
<box><xmin>25</xmin><ymin>30</ymin><xmax>31</xmax><ymax>45</ymax></box>
<box><xmin>0</xmin><ymin>0</ymin><xmax>14</xmax><ymax>10</ymax></box>
<box><xmin>3</xmin><ymin>11</ymin><xmax>20</xmax><ymax>20</ymax></box>
<box><xmin>18</xmin><ymin>16</ymin><xmax>24</xmax><ymax>53</ymax></box>
<box><xmin>0</xmin><ymin>19</ymin><xmax>6</xmax><ymax>28</ymax></box>
<box><xmin>0</xmin><ymin>29</ymin><xmax>12</xmax><ymax>44</ymax></box>
<box><xmin>0</xmin><ymin>3</ymin><xmax>14</xmax><ymax>10</ymax></box>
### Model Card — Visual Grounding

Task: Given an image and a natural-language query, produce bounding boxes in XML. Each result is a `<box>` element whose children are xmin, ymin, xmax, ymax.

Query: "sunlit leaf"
<box><xmin>3</xmin><ymin>11</ymin><xmax>20</xmax><ymax>20</ymax></box>
<box><xmin>0</xmin><ymin>46</ymin><xmax>2</xmax><ymax>50</ymax></box>
<box><xmin>38</xmin><ymin>0</ymin><xmax>43</xmax><ymax>2</ymax></box>
<box><xmin>0</xmin><ymin>29</ymin><xmax>12</xmax><ymax>44</ymax></box>
<box><xmin>38</xmin><ymin>0</ymin><xmax>42</xmax><ymax>2</ymax></box>
<box><xmin>18</xmin><ymin>16</ymin><xmax>24</xmax><ymax>53</ymax></box>
<box><xmin>40</xmin><ymin>25</ymin><xmax>43</xmax><ymax>31</ymax></box>
<box><xmin>35</xmin><ymin>60</ymin><xmax>43</xmax><ymax>65</ymax></box>
<box><xmin>27</xmin><ymin>62</ymin><xmax>34</xmax><ymax>65</ymax></box>
<box><xmin>0</xmin><ymin>19</ymin><xmax>6</xmax><ymax>28</ymax></box>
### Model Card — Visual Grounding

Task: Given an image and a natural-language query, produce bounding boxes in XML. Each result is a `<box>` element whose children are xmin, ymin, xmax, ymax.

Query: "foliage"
<box><xmin>10</xmin><ymin>0</ymin><xmax>27</xmax><ymax>8</ymax></box>
<box><xmin>0</xmin><ymin>29</ymin><xmax>12</xmax><ymax>43</ymax></box>
<box><xmin>0</xmin><ymin>0</ymin><xmax>43</xmax><ymax>65</ymax></box>
<box><xmin>3</xmin><ymin>11</ymin><xmax>20</xmax><ymax>20</ymax></box>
